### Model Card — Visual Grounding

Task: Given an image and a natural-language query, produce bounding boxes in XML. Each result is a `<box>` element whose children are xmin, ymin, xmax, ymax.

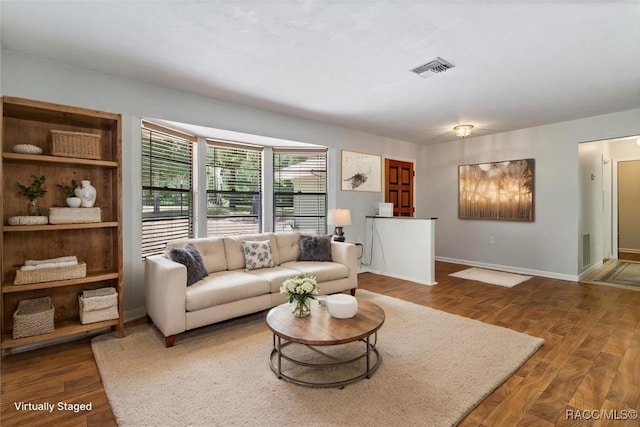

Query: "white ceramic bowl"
<box><xmin>325</xmin><ymin>294</ymin><xmax>358</xmax><ymax>319</ymax></box>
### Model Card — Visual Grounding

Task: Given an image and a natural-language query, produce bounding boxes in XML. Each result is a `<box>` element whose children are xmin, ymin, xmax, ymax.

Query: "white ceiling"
<box><xmin>2</xmin><ymin>1</ymin><xmax>639</xmax><ymax>145</ymax></box>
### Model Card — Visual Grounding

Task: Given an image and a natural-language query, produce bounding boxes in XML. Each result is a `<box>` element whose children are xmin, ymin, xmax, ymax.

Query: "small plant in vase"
<box><xmin>16</xmin><ymin>175</ymin><xmax>47</xmax><ymax>216</ymax></box>
<box><xmin>57</xmin><ymin>180</ymin><xmax>81</xmax><ymax>208</ymax></box>
<box><xmin>280</xmin><ymin>274</ymin><xmax>319</xmax><ymax>317</ymax></box>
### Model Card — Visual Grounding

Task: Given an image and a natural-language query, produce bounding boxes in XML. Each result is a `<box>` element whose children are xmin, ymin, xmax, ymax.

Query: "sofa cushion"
<box><xmin>166</xmin><ymin>237</ymin><xmax>227</xmax><ymax>274</ymax></box>
<box><xmin>275</xmin><ymin>232</ymin><xmax>300</xmax><ymax>264</ymax></box>
<box><xmin>242</xmin><ymin>240</ymin><xmax>275</xmax><ymax>270</ymax></box>
<box><xmin>185</xmin><ymin>271</ymin><xmax>270</xmax><ymax>312</ymax></box>
<box><xmin>298</xmin><ymin>235</ymin><xmax>332</xmax><ymax>262</ymax></box>
<box><xmin>246</xmin><ymin>266</ymin><xmax>303</xmax><ymax>293</ymax></box>
<box><xmin>224</xmin><ymin>233</ymin><xmax>280</xmax><ymax>270</ymax></box>
<box><xmin>168</xmin><ymin>244</ymin><xmax>207</xmax><ymax>286</ymax></box>
<box><xmin>191</xmin><ymin>238</ymin><xmax>227</xmax><ymax>273</ymax></box>
<box><xmin>280</xmin><ymin>261</ymin><xmax>348</xmax><ymax>284</ymax></box>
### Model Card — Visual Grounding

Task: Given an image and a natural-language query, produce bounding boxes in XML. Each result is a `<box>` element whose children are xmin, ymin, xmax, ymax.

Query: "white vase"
<box><xmin>75</xmin><ymin>180</ymin><xmax>97</xmax><ymax>208</ymax></box>
<box><xmin>66</xmin><ymin>196</ymin><xmax>82</xmax><ymax>208</ymax></box>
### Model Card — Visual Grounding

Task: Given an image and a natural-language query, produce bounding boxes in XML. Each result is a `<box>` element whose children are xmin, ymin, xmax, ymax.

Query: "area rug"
<box><xmin>449</xmin><ymin>267</ymin><xmax>532</xmax><ymax>287</ymax></box>
<box><xmin>590</xmin><ymin>260</ymin><xmax>640</xmax><ymax>287</ymax></box>
<box><xmin>91</xmin><ymin>290</ymin><xmax>543</xmax><ymax>427</ymax></box>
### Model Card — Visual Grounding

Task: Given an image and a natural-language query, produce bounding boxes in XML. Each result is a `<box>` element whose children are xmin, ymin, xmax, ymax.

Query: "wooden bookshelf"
<box><xmin>1</xmin><ymin>97</ymin><xmax>124</xmax><ymax>353</ymax></box>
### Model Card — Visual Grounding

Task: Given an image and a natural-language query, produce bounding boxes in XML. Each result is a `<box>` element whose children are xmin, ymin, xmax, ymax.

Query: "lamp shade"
<box><xmin>327</xmin><ymin>209</ymin><xmax>352</xmax><ymax>226</ymax></box>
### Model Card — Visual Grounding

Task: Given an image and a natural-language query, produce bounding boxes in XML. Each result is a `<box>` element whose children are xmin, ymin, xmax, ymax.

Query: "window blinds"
<box><xmin>273</xmin><ymin>149</ymin><xmax>327</xmax><ymax>234</ymax></box>
<box><xmin>141</xmin><ymin>126</ymin><xmax>193</xmax><ymax>257</ymax></box>
<box><xmin>206</xmin><ymin>142</ymin><xmax>262</xmax><ymax>236</ymax></box>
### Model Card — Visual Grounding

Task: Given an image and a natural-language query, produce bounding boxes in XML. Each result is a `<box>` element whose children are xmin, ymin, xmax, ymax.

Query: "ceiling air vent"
<box><xmin>410</xmin><ymin>57</ymin><xmax>455</xmax><ymax>78</ymax></box>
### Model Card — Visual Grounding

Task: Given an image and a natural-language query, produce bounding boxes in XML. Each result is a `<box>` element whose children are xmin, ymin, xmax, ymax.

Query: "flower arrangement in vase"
<box><xmin>15</xmin><ymin>175</ymin><xmax>47</xmax><ymax>216</ymax></box>
<box><xmin>280</xmin><ymin>273</ymin><xmax>319</xmax><ymax>317</ymax></box>
<box><xmin>57</xmin><ymin>180</ymin><xmax>81</xmax><ymax>208</ymax></box>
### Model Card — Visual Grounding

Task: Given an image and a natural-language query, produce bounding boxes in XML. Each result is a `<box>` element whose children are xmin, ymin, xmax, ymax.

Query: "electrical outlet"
<box><xmin>488</xmin><ymin>236</ymin><xmax>495</xmax><ymax>245</ymax></box>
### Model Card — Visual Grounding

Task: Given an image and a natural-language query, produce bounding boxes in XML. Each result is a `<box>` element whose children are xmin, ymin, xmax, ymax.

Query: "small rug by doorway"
<box><xmin>92</xmin><ymin>290</ymin><xmax>543</xmax><ymax>427</ymax></box>
<box><xmin>449</xmin><ymin>267</ymin><xmax>533</xmax><ymax>287</ymax></box>
<box><xmin>587</xmin><ymin>260</ymin><xmax>640</xmax><ymax>288</ymax></box>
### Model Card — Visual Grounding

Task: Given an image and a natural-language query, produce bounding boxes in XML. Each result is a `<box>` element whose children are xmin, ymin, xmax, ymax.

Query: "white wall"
<box><xmin>418</xmin><ymin>109</ymin><xmax>640</xmax><ymax>280</ymax></box>
<box><xmin>609</xmin><ymin>138</ymin><xmax>640</xmax><ymax>159</ymax></box>
<box><xmin>2</xmin><ymin>51</ymin><xmax>418</xmax><ymax>317</ymax></box>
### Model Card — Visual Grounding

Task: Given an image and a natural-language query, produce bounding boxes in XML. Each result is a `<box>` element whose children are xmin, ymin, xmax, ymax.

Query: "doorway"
<box><xmin>616</xmin><ymin>159</ymin><xmax>640</xmax><ymax>260</ymax></box>
<box><xmin>578</xmin><ymin>136</ymin><xmax>639</xmax><ymax>276</ymax></box>
<box><xmin>384</xmin><ymin>159</ymin><xmax>414</xmax><ymax>217</ymax></box>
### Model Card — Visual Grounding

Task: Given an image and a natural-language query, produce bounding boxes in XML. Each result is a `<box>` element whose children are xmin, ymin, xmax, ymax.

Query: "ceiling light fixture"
<box><xmin>453</xmin><ymin>124</ymin><xmax>474</xmax><ymax>138</ymax></box>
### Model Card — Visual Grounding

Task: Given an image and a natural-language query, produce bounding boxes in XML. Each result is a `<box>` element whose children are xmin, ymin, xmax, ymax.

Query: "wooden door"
<box><xmin>385</xmin><ymin>159</ymin><xmax>414</xmax><ymax>217</ymax></box>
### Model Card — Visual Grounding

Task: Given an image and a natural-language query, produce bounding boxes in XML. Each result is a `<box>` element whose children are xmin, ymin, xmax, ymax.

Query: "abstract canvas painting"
<box><xmin>341</xmin><ymin>150</ymin><xmax>382</xmax><ymax>192</ymax></box>
<box><xmin>459</xmin><ymin>159</ymin><xmax>534</xmax><ymax>221</ymax></box>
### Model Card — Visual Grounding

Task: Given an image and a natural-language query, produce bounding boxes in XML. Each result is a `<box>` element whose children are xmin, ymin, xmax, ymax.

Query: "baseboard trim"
<box><xmin>125</xmin><ymin>306</ymin><xmax>147</xmax><ymax>322</ymax></box>
<box><xmin>435</xmin><ymin>257</ymin><xmax>579</xmax><ymax>282</ymax></box>
<box><xmin>619</xmin><ymin>248</ymin><xmax>640</xmax><ymax>254</ymax></box>
<box><xmin>360</xmin><ymin>268</ymin><xmax>437</xmax><ymax>286</ymax></box>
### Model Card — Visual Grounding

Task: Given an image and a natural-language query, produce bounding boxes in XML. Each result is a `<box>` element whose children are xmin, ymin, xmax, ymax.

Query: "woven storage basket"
<box><xmin>13</xmin><ymin>296</ymin><xmax>55</xmax><ymax>339</ymax></box>
<box><xmin>14</xmin><ymin>263</ymin><xmax>87</xmax><ymax>285</ymax></box>
<box><xmin>79</xmin><ymin>287</ymin><xmax>118</xmax><ymax>324</ymax></box>
<box><xmin>50</xmin><ymin>130</ymin><xmax>101</xmax><ymax>159</ymax></box>
<box><xmin>49</xmin><ymin>207</ymin><xmax>101</xmax><ymax>224</ymax></box>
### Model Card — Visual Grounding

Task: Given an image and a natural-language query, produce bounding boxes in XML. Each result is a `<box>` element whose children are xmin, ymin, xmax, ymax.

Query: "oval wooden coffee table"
<box><xmin>266</xmin><ymin>299</ymin><xmax>385</xmax><ymax>388</ymax></box>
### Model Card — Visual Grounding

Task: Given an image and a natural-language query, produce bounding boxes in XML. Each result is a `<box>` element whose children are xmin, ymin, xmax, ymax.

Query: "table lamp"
<box><xmin>327</xmin><ymin>209</ymin><xmax>352</xmax><ymax>242</ymax></box>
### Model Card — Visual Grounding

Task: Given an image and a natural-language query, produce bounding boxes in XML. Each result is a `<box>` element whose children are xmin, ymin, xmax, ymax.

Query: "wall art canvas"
<box><xmin>459</xmin><ymin>158</ymin><xmax>534</xmax><ymax>221</ymax></box>
<box><xmin>341</xmin><ymin>150</ymin><xmax>382</xmax><ymax>192</ymax></box>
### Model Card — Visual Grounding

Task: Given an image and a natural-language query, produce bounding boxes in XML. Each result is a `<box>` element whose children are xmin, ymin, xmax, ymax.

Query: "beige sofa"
<box><xmin>145</xmin><ymin>232</ymin><xmax>357</xmax><ymax>347</ymax></box>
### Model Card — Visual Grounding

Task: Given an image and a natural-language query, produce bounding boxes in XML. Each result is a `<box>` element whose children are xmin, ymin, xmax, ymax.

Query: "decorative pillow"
<box><xmin>168</xmin><ymin>244</ymin><xmax>208</xmax><ymax>286</ymax></box>
<box><xmin>298</xmin><ymin>235</ymin><xmax>332</xmax><ymax>262</ymax></box>
<box><xmin>242</xmin><ymin>240</ymin><xmax>275</xmax><ymax>271</ymax></box>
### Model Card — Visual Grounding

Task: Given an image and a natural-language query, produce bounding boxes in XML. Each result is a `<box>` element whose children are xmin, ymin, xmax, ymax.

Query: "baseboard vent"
<box><xmin>582</xmin><ymin>233</ymin><xmax>591</xmax><ymax>268</ymax></box>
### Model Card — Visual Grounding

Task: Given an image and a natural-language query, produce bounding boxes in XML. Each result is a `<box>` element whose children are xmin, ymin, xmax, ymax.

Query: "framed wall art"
<box><xmin>458</xmin><ymin>158</ymin><xmax>534</xmax><ymax>221</ymax></box>
<box><xmin>341</xmin><ymin>150</ymin><xmax>382</xmax><ymax>192</ymax></box>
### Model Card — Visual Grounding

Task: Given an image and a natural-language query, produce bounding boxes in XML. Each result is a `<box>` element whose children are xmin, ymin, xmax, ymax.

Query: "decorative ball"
<box><xmin>325</xmin><ymin>294</ymin><xmax>358</xmax><ymax>319</ymax></box>
<box><xmin>12</xmin><ymin>144</ymin><xmax>43</xmax><ymax>155</ymax></box>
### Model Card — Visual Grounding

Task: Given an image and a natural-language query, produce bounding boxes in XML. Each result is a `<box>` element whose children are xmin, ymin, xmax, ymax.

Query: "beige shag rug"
<box><xmin>449</xmin><ymin>267</ymin><xmax>533</xmax><ymax>287</ymax></box>
<box><xmin>92</xmin><ymin>290</ymin><xmax>543</xmax><ymax>427</ymax></box>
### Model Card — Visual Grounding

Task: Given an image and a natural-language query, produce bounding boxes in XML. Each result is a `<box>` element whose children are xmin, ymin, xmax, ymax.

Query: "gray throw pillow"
<box><xmin>298</xmin><ymin>235</ymin><xmax>332</xmax><ymax>262</ymax></box>
<box><xmin>168</xmin><ymin>244</ymin><xmax>207</xmax><ymax>286</ymax></box>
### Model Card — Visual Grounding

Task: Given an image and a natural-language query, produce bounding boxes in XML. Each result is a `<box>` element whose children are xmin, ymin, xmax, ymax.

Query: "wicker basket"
<box><xmin>79</xmin><ymin>287</ymin><xmax>118</xmax><ymax>324</ymax></box>
<box><xmin>13</xmin><ymin>297</ymin><xmax>55</xmax><ymax>339</ymax></box>
<box><xmin>14</xmin><ymin>263</ymin><xmax>87</xmax><ymax>285</ymax></box>
<box><xmin>50</xmin><ymin>130</ymin><xmax>101</xmax><ymax>159</ymax></box>
<box><xmin>49</xmin><ymin>207</ymin><xmax>101</xmax><ymax>224</ymax></box>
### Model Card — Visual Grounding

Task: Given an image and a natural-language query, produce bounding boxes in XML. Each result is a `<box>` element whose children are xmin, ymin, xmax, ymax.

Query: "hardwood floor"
<box><xmin>2</xmin><ymin>261</ymin><xmax>639</xmax><ymax>426</ymax></box>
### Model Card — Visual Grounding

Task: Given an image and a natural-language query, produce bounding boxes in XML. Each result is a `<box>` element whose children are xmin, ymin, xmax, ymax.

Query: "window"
<box><xmin>141</xmin><ymin>124</ymin><xmax>194</xmax><ymax>257</ymax></box>
<box><xmin>206</xmin><ymin>142</ymin><xmax>262</xmax><ymax>236</ymax></box>
<box><xmin>273</xmin><ymin>149</ymin><xmax>327</xmax><ymax>234</ymax></box>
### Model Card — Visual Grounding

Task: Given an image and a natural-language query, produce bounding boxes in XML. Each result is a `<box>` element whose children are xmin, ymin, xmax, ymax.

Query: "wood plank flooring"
<box><xmin>2</xmin><ymin>261</ymin><xmax>639</xmax><ymax>426</ymax></box>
